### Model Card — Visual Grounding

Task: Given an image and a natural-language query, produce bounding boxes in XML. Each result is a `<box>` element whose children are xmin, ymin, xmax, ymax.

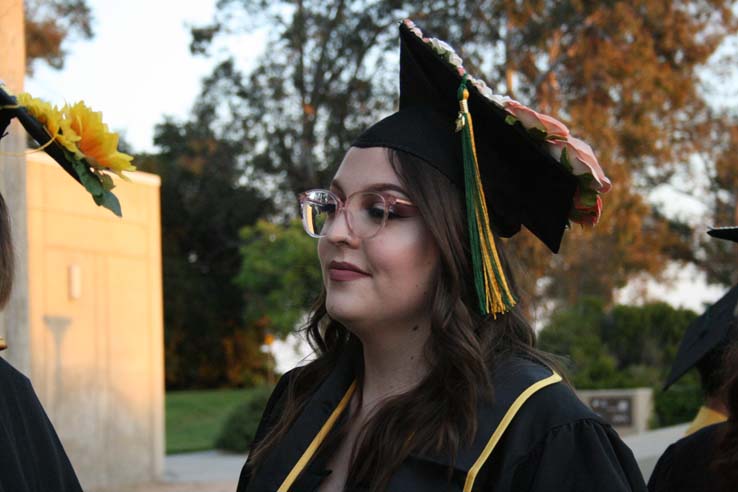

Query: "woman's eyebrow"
<box><xmin>364</xmin><ymin>183</ymin><xmax>408</xmax><ymax>195</ymax></box>
<box><xmin>329</xmin><ymin>180</ymin><xmax>408</xmax><ymax>196</ymax></box>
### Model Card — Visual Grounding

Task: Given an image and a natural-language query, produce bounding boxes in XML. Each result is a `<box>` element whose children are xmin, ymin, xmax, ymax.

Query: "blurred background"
<box><xmin>2</xmin><ymin>0</ymin><xmax>738</xmax><ymax>490</ymax></box>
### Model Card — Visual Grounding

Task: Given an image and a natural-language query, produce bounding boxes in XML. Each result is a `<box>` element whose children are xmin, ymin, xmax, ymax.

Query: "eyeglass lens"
<box><xmin>301</xmin><ymin>190</ymin><xmax>388</xmax><ymax>239</ymax></box>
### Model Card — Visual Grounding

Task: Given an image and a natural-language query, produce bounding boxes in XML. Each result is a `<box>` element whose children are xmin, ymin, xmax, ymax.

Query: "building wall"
<box><xmin>26</xmin><ymin>153</ymin><xmax>164</xmax><ymax>489</ymax></box>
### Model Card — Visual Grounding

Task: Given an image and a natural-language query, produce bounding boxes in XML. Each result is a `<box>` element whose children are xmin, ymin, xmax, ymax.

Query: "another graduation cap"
<box><xmin>707</xmin><ymin>226</ymin><xmax>738</xmax><ymax>243</ymax></box>
<box><xmin>664</xmin><ymin>283</ymin><xmax>738</xmax><ymax>390</ymax></box>
<box><xmin>663</xmin><ymin>224</ymin><xmax>738</xmax><ymax>390</ymax></box>
<box><xmin>0</xmin><ymin>83</ymin><xmax>134</xmax><ymax>216</ymax></box>
<box><xmin>353</xmin><ymin>20</ymin><xmax>611</xmax><ymax>315</ymax></box>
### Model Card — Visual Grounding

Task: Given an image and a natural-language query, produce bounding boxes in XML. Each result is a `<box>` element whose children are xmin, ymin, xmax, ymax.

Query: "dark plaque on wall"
<box><xmin>589</xmin><ymin>396</ymin><xmax>633</xmax><ymax>427</ymax></box>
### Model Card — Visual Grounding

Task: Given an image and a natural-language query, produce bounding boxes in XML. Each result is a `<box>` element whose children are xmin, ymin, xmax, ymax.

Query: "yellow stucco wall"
<box><xmin>26</xmin><ymin>153</ymin><xmax>164</xmax><ymax>489</ymax></box>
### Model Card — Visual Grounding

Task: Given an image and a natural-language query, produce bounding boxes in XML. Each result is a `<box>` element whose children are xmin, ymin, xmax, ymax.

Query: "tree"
<box><xmin>235</xmin><ymin>219</ymin><xmax>322</xmax><ymax>337</ymax></box>
<box><xmin>137</xmin><ymin>104</ymin><xmax>272</xmax><ymax>389</ymax></box>
<box><xmin>538</xmin><ymin>299</ymin><xmax>701</xmax><ymax>426</ymax></box>
<box><xmin>699</xmin><ymin>116</ymin><xmax>738</xmax><ymax>287</ymax></box>
<box><xmin>24</xmin><ymin>0</ymin><xmax>94</xmax><ymax>72</ymax></box>
<box><xmin>191</xmin><ymin>0</ymin><xmax>738</xmax><ymax>310</ymax></box>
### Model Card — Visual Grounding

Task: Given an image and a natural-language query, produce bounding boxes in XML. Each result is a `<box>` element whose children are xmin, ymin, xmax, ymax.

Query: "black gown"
<box><xmin>237</xmin><ymin>351</ymin><xmax>647</xmax><ymax>492</ymax></box>
<box><xmin>648</xmin><ymin>422</ymin><xmax>730</xmax><ymax>492</ymax></box>
<box><xmin>0</xmin><ymin>357</ymin><xmax>83</xmax><ymax>492</ymax></box>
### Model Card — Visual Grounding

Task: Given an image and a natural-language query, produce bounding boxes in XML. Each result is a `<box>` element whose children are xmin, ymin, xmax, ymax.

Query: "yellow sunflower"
<box><xmin>16</xmin><ymin>92</ymin><xmax>81</xmax><ymax>153</ymax></box>
<box><xmin>64</xmin><ymin>101</ymin><xmax>136</xmax><ymax>177</ymax></box>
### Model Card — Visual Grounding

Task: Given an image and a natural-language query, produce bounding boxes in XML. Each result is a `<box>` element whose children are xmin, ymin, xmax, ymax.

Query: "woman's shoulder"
<box><xmin>481</xmin><ymin>356</ymin><xmax>646</xmax><ymax>490</ymax></box>
<box><xmin>489</xmin><ymin>355</ymin><xmax>602</xmax><ymax>429</ymax></box>
<box><xmin>0</xmin><ymin>357</ymin><xmax>38</xmax><ymax>407</ymax></box>
<box><xmin>648</xmin><ymin>422</ymin><xmax>726</xmax><ymax>492</ymax></box>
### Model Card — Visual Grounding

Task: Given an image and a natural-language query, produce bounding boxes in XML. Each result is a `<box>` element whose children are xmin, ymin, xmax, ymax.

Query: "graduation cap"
<box><xmin>663</xmin><ymin>226</ymin><xmax>738</xmax><ymax>389</ymax></box>
<box><xmin>353</xmin><ymin>20</ymin><xmax>611</xmax><ymax>315</ymax></box>
<box><xmin>0</xmin><ymin>84</ymin><xmax>134</xmax><ymax>216</ymax></box>
<box><xmin>664</xmin><ymin>283</ymin><xmax>738</xmax><ymax>389</ymax></box>
<box><xmin>664</xmin><ymin>226</ymin><xmax>738</xmax><ymax>389</ymax></box>
<box><xmin>707</xmin><ymin>226</ymin><xmax>738</xmax><ymax>243</ymax></box>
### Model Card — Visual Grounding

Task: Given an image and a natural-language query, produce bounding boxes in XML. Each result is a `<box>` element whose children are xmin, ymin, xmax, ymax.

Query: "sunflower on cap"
<box><xmin>0</xmin><ymin>84</ymin><xmax>134</xmax><ymax>216</ymax></box>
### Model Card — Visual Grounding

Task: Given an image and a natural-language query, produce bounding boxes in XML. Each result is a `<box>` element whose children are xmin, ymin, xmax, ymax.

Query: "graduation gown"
<box><xmin>0</xmin><ymin>358</ymin><xmax>83</xmax><ymax>492</ymax></box>
<box><xmin>237</xmin><ymin>352</ymin><xmax>647</xmax><ymax>492</ymax></box>
<box><xmin>648</xmin><ymin>422</ymin><xmax>730</xmax><ymax>492</ymax></box>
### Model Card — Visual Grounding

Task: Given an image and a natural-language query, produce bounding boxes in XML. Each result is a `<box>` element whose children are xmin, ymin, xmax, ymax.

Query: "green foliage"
<box><xmin>651</xmin><ymin>373</ymin><xmax>703</xmax><ymax>428</ymax></box>
<box><xmin>236</xmin><ymin>219</ymin><xmax>322</xmax><ymax>337</ymax></box>
<box><xmin>167</xmin><ymin>387</ymin><xmax>265</xmax><ymax>454</ymax></box>
<box><xmin>539</xmin><ymin>299</ymin><xmax>700</xmax><ymax>427</ymax></box>
<box><xmin>215</xmin><ymin>385</ymin><xmax>273</xmax><ymax>452</ymax></box>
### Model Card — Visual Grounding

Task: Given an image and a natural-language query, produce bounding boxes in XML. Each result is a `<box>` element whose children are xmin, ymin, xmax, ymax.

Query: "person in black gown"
<box><xmin>237</xmin><ymin>19</ymin><xmax>647</xmax><ymax>492</ymax></box>
<box><xmin>0</xmin><ymin>192</ymin><xmax>83</xmax><ymax>492</ymax></box>
<box><xmin>648</xmin><ymin>342</ymin><xmax>738</xmax><ymax>492</ymax></box>
<box><xmin>0</xmin><ymin>82</ymin><xmax>131</xmax><ymax>492</ymax></box>
<box><xmin>648</xmin><ymin>226</ymin><xmax>738</xmax><ymax>492</ymax></box>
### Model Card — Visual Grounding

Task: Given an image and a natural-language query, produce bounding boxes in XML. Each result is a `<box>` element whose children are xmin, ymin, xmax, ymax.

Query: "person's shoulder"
<box><xmin>0</xmin><ymin>357</ymin><xmax>33</xmax><ymax>390</ymax></box>
<box><xmin>479</xmin><ymin>356</ymin><xmax>647</xmax><ymax>491</ymax></box>
<box><xmin>648</xmin><ymin>423</ymin><xmax>726</xmax><ymax>492</ymax></box>
<box><xmin>494</xmin><ymin>355</ymin><xmax>601</xmax><ymax>428</ymax></box>
<box><xmin>659</xmin><ymin>421</ymin><xmax>725</xmax><ymax>462</ymax></box>
<box><xmin>490</xmin><ymin>355</ymin><xmax>612</xmax><ymax>454</ymax></box>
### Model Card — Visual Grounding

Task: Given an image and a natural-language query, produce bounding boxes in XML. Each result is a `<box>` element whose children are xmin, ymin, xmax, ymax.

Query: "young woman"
<box><xmin>237</xmin><ymin>20</ymin><xmax>647</xmax><ymax>492</ymax></box>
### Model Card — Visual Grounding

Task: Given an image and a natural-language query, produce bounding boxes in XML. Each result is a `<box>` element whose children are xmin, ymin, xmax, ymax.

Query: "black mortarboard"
<box><xmin>353</xmin><ymin>20</ymin><xmax>611</xmax><ymax>253</ymax></box>
<box><xmin>664</xmin><ymin>283</ymin><xmax>738</xmax><ymax>390</ymax></box>
<box><xmin>352</xmin><ymin>20</ymin><xmax>611</xmax><ymax>315</ymax></box>
<box><xmin>664</xmin><ymin>227</ymin><xmax>738</xmax><ymax>389</ymax></box>
<box><xmin>707</xmin><ymin>226</ymin><xmax>738</xmax><ymax>243</ymax></box>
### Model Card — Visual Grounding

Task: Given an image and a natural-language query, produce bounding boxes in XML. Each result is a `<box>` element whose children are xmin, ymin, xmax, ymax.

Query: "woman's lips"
<box><xmin>328</xmin><ymin>268</ymin><xmax>370</xmax><ymax>281</ymax></box>
<box><xmin>327</xmin><ymin>261</ymin><xmax>370</xmax><ymax>281</ymax></box>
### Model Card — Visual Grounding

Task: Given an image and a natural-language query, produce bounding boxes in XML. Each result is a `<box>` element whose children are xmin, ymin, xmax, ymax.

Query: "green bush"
<box><xmin>651</xmin><ymin>373</ymin><xmax>702</xmax><ymax>428</ymax></box>
<box><xmin>215</xmin><ymin>385</ymin><xmax>273</xmax><ymax>452</ymax></box>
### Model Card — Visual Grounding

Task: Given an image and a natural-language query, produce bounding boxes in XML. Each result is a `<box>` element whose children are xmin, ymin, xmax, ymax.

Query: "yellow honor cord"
<box><xmin>463</xmin><ymin>372</ymin><xmax>563</xmax><ymax>490</ymax></box>
<box><xmin>278</xmin><ymin>381</ymin><xmax>357</xmax><ymax>491</ymax></box>
<box><xmin>459</xmin><ymin>87</ymin><xmax>516</xmax><ymax>315</ymax></box>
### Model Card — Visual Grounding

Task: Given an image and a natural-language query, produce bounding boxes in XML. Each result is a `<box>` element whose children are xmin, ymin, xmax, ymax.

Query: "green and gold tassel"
<box><xmin>456</xmin><ymin>76</ymin><xmax>516</xmax><ymax>316</ymax></box>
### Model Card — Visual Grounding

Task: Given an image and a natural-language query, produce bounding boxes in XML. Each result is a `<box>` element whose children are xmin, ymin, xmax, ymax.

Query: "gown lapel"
<box><xmin>245</xmin><ymin>349</ymin><xmax>357</xmax><ymax>492</ymax></box>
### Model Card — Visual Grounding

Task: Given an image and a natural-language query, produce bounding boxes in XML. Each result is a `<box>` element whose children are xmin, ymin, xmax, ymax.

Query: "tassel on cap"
<box><xmin>456</xmin><ymin>76</ymin><xmax>516</xmax><ymax>316</ymax></box>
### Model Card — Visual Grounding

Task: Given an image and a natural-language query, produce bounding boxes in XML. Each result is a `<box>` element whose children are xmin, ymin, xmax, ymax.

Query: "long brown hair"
<box><xmin>0</xmin><ymin>192</ymin><xmax>13</xmax><ymax>309</ymax></box>
<box><xmin>713</xmin><ymin>343</ymin><xmax>738</xmax><ymax>489</ymax></box>
<box><xmin>249</xmin><ymin>148</ymin><xmax>560</xmax><ymax>490</ymax></box>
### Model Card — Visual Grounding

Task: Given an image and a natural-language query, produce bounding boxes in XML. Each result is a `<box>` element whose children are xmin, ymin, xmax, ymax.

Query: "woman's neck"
<box><xmin>355</xmin><ymin>320</ymin><xmax>431</xmax><ymax>412</ymax></box>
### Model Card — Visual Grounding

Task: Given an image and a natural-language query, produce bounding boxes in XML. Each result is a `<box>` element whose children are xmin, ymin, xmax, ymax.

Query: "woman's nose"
<box><xmin>324</xmin><ymin>208</ymin><xmax>358</xmax><ymax>245</ymax></box>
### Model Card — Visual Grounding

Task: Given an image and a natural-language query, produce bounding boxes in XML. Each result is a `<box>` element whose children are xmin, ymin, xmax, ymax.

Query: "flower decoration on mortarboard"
<box><xmin>353</xmin><ymin>20</ymin><xmax>612</xmax><ymax>316</ymax></box>
<box><xmin>0</xmin><ymin>83</ymin><xmax>135</xmax><ymax>216</ymax></box>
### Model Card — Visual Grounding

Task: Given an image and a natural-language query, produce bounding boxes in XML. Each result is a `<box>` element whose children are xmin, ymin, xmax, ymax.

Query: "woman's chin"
<box><xmin>325</xmin><ymin>297</ymin><xmax>366</xmax><ymax>327</ymax></box>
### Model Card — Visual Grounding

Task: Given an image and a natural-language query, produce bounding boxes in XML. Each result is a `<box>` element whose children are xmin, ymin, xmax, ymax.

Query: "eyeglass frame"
<box><xmin>298</xmin><ymin>188</ymin><xmax>418</xmax><ymax>239</ymax></box>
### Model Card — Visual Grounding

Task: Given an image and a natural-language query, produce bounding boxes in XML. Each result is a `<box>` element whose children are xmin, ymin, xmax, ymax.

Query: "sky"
<box><xmin>25</xmin><ymin>0</ymin><xmax>267</xmax><ymax>153</ymax></box>
<box><xmin>21</xmin><ymin>1</ymin><xmax>734</xmax><ymax>336</ymax></box>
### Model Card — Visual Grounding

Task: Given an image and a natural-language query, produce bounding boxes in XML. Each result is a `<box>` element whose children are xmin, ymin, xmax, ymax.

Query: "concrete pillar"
<box><xmin>0</xmin><ymin>0</ymin><xmax>30</xmax><ymax>375</ymax></box>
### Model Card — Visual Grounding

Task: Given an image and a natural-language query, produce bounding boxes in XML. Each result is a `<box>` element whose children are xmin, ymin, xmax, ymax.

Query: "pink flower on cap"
<box><xmin>503</xmin><ymin>100</ymin><xmax>570</xmax><ymax>140</ymax></box>
<box><xmin>548</xmin><ymin>137</ymin><xmax>612</xmax><ymax>193</ymax></box>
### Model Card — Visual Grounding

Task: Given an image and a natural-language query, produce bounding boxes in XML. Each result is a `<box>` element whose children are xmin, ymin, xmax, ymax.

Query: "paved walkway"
<box><xmin>91</xmin><ymin>451</ymin><xmax>247</xmax><ymax>492</ymax></box>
